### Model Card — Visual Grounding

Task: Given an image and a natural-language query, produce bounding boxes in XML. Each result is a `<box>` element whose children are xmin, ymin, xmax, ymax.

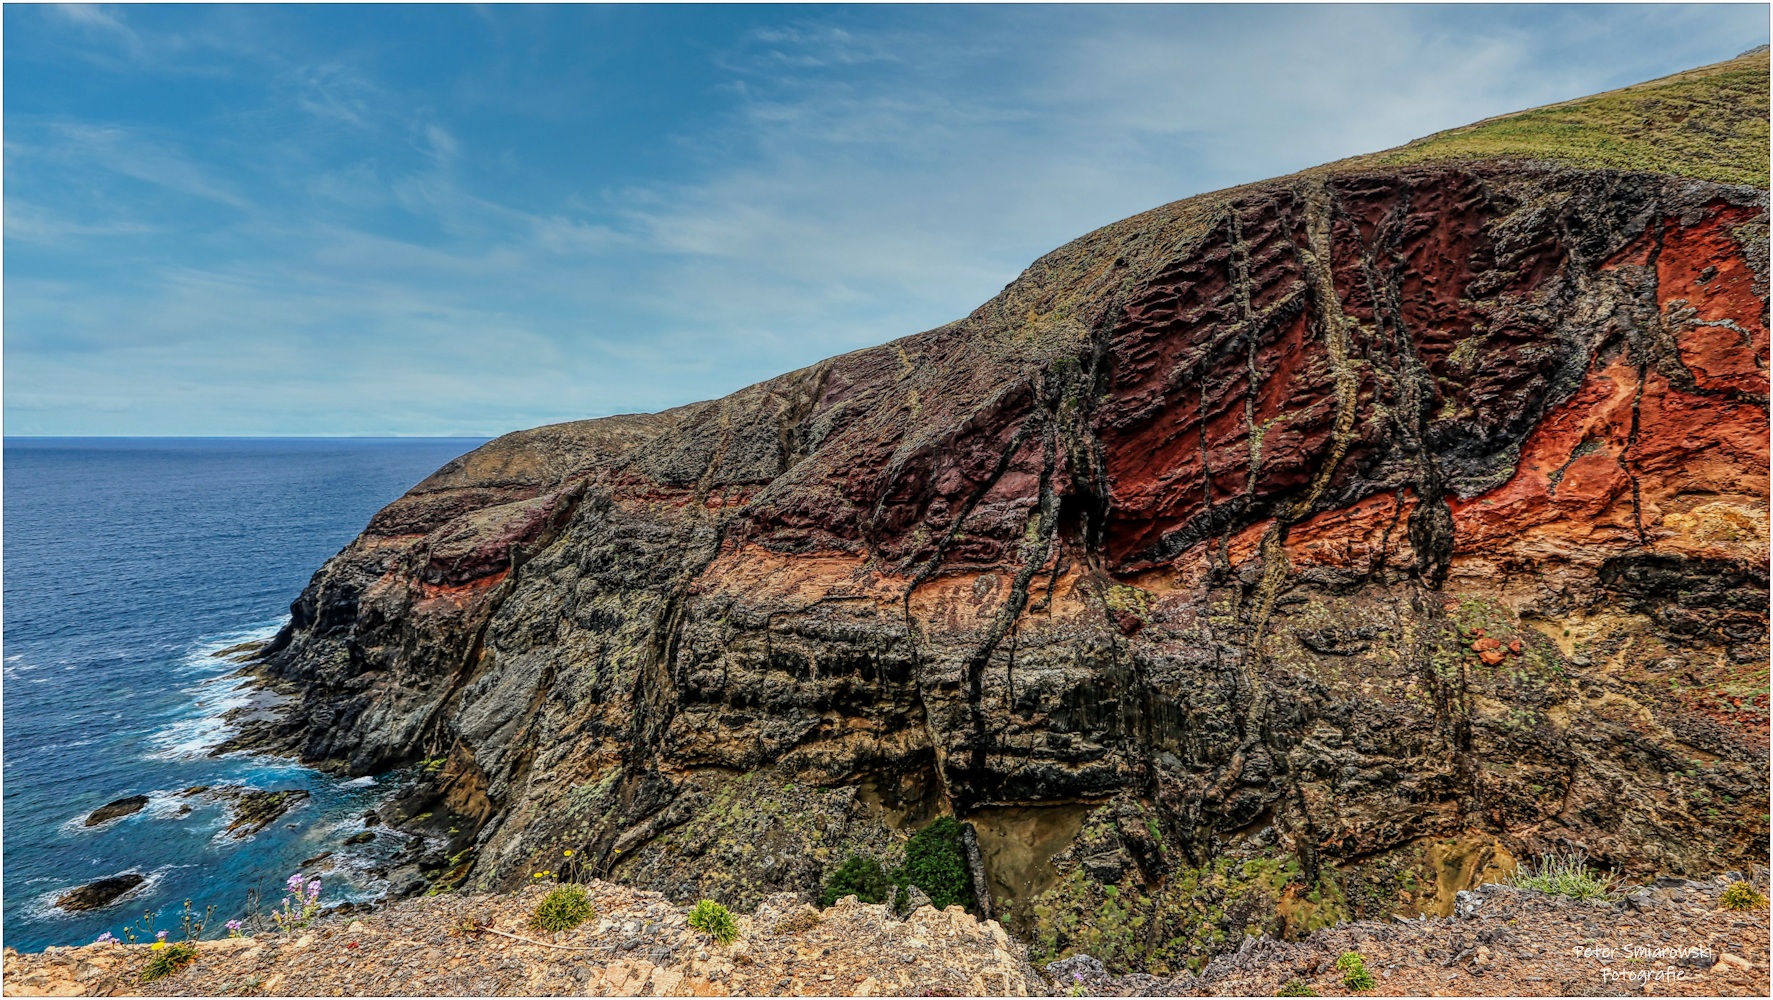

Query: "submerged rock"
<box><xmin>83</xmin><ymin>795</ymin><xmax>149</xmax><ymax>827</ymax></box>
<box><xmin>55</xmin><ymin>874</ymin><xmax>146</xmax><ymax>912</ymax></box>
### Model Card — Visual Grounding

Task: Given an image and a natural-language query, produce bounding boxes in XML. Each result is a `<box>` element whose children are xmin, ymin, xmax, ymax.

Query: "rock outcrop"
<box><xmin>232</xmin><ymin>52</ymin><xmax>1770</xmax><ymax>973</ymax></box>
<box><xmin>83</xmin><ymin>796</ymin><xmax>149</xmax><ymax>828</ymax></box>
<box><xmin>55</xmin><ymin>875</ymin><xmax>148</xmax><ymax>913</ymax></box>
<box><xmin>4</xmin><ymin>881</ymin><xmax>1044</xmax><ymax>997</ymax></box>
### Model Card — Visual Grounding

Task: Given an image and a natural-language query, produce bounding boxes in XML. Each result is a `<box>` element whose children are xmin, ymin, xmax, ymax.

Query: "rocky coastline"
<box><xmin>216</xmin><ymin>51</ymin><xmax>1770</xmax><ymax>978</ymax></box>
<box><xmin>30</xmin><ymin>50</ymin><xmax>1770</xmax><ymax>990</ymax></box>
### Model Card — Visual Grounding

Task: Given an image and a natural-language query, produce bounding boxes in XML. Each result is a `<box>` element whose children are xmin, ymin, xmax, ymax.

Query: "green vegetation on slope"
<box><xmin>1372</xmin><ymin>48</ymin><xmax>1769</xmax><ymax>186</ymax></box>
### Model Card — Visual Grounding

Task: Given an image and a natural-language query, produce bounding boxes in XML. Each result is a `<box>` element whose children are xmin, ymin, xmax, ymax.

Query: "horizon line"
<box><xmin>4</xmin><ymin>433</ymin><xmax>498</xmax><ymax>440</ymax></box>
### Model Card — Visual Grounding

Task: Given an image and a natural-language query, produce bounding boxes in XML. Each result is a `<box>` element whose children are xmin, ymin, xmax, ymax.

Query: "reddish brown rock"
<box><xmin>233</xmin><ymin>69</ymin><xmax>1769</xmax><ymax>976</ymax></box>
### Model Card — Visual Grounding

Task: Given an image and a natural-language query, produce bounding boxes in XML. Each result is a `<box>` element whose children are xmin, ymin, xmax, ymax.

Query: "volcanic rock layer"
<box><xmin>239</xmin><ymin>60</ymin><xmax>1770</xmax><ymax>974</ymax></box>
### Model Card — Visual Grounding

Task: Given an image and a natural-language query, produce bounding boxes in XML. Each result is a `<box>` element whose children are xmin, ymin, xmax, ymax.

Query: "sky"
<box><xmin>5</xmin><ymin>3</ymin><xmax>1768</xmax><ymax>436</ymax></box>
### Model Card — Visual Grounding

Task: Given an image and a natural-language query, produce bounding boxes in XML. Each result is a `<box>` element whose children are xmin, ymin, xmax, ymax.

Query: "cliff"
<box><xmin>234</xmin><ymin>51</ymin><xmax>1769</xmax><ymax>974</ymax></box>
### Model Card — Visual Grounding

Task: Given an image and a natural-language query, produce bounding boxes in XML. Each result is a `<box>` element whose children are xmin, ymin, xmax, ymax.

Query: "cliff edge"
<box><xmin>229</xmin><ymin>51</ymin><xmax>1769</xmax><ymax>974</ymax></box>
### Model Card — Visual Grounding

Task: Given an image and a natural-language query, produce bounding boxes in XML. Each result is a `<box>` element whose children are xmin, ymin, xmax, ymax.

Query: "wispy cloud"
<box><xmin>5</xmin><ymin>4</ymin><xmax>1766</xmax><ymax>435</ymax></box>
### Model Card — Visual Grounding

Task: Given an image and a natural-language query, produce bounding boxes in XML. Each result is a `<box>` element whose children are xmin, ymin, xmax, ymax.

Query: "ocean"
<box><xmin>2</xmin><ymin>437</ymin><xmax>486</xmax><ymax>952</ymax></box>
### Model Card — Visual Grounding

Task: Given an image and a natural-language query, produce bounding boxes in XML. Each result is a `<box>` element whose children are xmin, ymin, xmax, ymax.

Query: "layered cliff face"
<box><xmin>244</xmin><ymin>53</ymin><xmax>1770</xmax><ymax>973</ymax></box>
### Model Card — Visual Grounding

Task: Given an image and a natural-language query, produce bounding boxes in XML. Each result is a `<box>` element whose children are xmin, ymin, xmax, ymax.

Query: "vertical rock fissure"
<box><xmin>1621</xmin><ymin>210</ymin><xmax>1667</xmax><ymax>545</ymax></box>
<box><xmin>961</xmin><ymin>397</ymin><xmax>1064</xmax><ymax>807</ymax></box>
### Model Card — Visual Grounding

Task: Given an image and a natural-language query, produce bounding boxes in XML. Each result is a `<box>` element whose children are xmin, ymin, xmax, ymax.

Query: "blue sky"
<box><xmin>5</xmin><ymin>4</ymin><xmax>1767</xmax><ymax>436</ymax></box>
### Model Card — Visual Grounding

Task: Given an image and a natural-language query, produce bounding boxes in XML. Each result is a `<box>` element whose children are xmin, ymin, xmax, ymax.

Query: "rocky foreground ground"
<box><xmin>5</xmin><ymin>873</ymin><xmax>1768</xmax><ymax>997</ymax></box>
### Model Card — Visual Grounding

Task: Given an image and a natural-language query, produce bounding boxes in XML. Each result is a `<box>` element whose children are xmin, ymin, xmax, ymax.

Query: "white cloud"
<box><xmin>6</xmin><ymin>4</ymin><xmax>1767</xmax><ymax>435</ymax></box>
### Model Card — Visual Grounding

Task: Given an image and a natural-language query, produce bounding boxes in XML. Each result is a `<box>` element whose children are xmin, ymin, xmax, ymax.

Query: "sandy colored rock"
<box><xmin>5</xmin><ymin>881</ymin><xmax>1040</xmax><ymax>996</ymax></box>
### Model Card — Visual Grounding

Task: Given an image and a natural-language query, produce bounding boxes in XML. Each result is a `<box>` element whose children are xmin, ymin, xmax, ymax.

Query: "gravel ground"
<box><xmin>6</xmin><ymin>874</ymin><xmax>1767</xmax><ymax>997</ymax></box>
<box><xmin>3</xmin><ymin>881</ymin><xmax>1041</xmax><ymax>997</ymax></box>
<box><xmin>1055</xmin><ymin>873</ymin><xmax>1771</xmax><ymax>997</ymax></box>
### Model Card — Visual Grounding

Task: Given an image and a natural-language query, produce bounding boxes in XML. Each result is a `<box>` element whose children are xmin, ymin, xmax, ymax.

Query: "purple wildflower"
<box><xmin>156</xmin><ymin>930</ymin><xmax>168</xmax><ymax>941</ymax></box>
<box><xmin>94</xmin><ymin>932</ymin><xmax>116</xmax><ymax>946</ymax></box>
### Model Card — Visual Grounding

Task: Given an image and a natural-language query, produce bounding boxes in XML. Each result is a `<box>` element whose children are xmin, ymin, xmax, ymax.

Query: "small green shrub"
<box><xmin>1336</xmin><ymin>952</ymin><xmax>1374</xmax><ymax>992</ymax></box>
<box><xmin>1277</xmin><ymin>980</ymin><xmax>1317</xmax><ymax>997</ymax></box>
<box><xmin>140</xmin><ymin>941</ymin><xmax>197</xmax><ymax>983</ymax></box>
<box><xmin>1511</xmin><ymin>853</ymin><xmax>1618</xmax><ymax>900</ymax></box>
<box><xmin>1721</xmin><ymin>881</ymin><xmax>1767</xmax><ymax>911</ymax></box>
<box><xmin>688</xmin><ymin>899</ymin><xmax>739</xmax><ymax>944</ymax></box>
<box><xmin>530</xmin><ymin>885</ymin><xmax>595</xmax><ymax>933</ymax></box>
<box><xmin>821</xmin><ymin>854</ymin><xmax>892</xmax><ymax>907</ymax></box>
<box><xmin>897</xmin><ymin>816</ymin><xmax>975</xmax><ymax>912</ymax></box>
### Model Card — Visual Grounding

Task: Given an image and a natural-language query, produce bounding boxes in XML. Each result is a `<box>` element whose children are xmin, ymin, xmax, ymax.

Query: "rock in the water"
<box><xmin>211</xmin><ymin>641</ymin><xmax>264</xmax><ymax>663</ymax></box>
<box><xmin>345</xmin><ymin>830</ymin><xmax>376</xmax><ymax>845</ymax></box>
<box><xmin>55</xmin><ymin>874</ymin><xmax>146</xmax><ymax>912</ymax></box>
<box><xmin>222</xmin><ymin>789</ymin><xmax>310</xmax><ymax>838</ymax></box>
<box><xmin>83</xmin><ymin>795</ymin><xmax>149</xmax><ymax>827</ymax></box>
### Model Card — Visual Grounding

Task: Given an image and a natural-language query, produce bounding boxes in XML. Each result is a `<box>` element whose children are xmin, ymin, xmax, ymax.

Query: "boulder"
<box><xmin>83</xmin><ymin>795</ymin><xmax>148</xmax><ymax>827</ymax></box>
<box><xmin>55</xmin><ymin>874</ymin><xmax>146</xmax><ymax>912</ymax></box>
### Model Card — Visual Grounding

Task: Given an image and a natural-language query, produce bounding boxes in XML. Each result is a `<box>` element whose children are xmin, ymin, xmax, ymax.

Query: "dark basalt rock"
<box><xmin>231</xmin><ymin>59</ymin><xmax>1771</xmax><ymax>975</ymax></box>
<box><xmin>219</xmin><ymin>788</ymin><xmax>310</xmax><ymax>839</ymax></box>
<box><xmin>55</xmin><ymin>874</ymin><xmax>146</xmax><ymax>912</ymax></box>
<box><xmin>83</xmin><ymin>795</ymin><xmax>149</xmax><ymax>827</ymax></box>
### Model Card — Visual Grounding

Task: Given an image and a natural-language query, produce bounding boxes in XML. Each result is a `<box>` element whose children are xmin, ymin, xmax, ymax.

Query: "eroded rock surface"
<box><xmin>230</xmin><ymin>60</ymin><xmax>1770</xmax><ymax>975</ymax></box>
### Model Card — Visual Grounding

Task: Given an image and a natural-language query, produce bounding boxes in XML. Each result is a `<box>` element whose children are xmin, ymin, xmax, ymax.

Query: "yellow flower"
<box><xmin>150</xmin><ymin>942</ymin><xmax>167</xmax><ymax>952</ymax></box>
<box><xmin>562</xmin><ymin>849</ymin><xmax>573</xmax><ymax>857</ymax></box>
<box><xmin>533</xmin><ymin>872</ymin><xmax>545</xmax><ymax>878</ymax></box>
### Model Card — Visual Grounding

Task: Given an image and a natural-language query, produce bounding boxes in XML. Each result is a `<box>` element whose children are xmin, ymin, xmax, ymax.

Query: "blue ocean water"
<box><xmin>3</xmin><ymin>437</ymin><xmax>485</xmax><ymax>952</ymax></box>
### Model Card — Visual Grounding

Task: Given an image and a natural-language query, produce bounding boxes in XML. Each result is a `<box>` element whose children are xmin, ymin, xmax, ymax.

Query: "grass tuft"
<box><xmin>1335</xmin><ymin>951</ymin><xmax>1374</xmax><ymax>992</ymax></box>
<box><xmin>688</xmin><ymin>899</ymin><xmax>739</xmax><ymax>944</ymax></box>
<box><xmin>529</xmin><ymin>885</ymin><xmax>595</xmax><ymax>933</ymax></box>
<box><xmin>139</xmin><ymin>942</ymin><xmax>197</xmax><ymax>983</ymax></box>
<box><xmin>1511</xmin><ymin>853</ymin><xmax>1618</xmax><ymax>900</ymax></box>
<box><xmin>1277</xmin><ymin>978</ymin><xmax>1318</xmax><ymax>996</ymax></box>
<box><xmin>1721</xmin><ymin>881</ymin><xmax>1767</xmax><ymax>911</ymax></box>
